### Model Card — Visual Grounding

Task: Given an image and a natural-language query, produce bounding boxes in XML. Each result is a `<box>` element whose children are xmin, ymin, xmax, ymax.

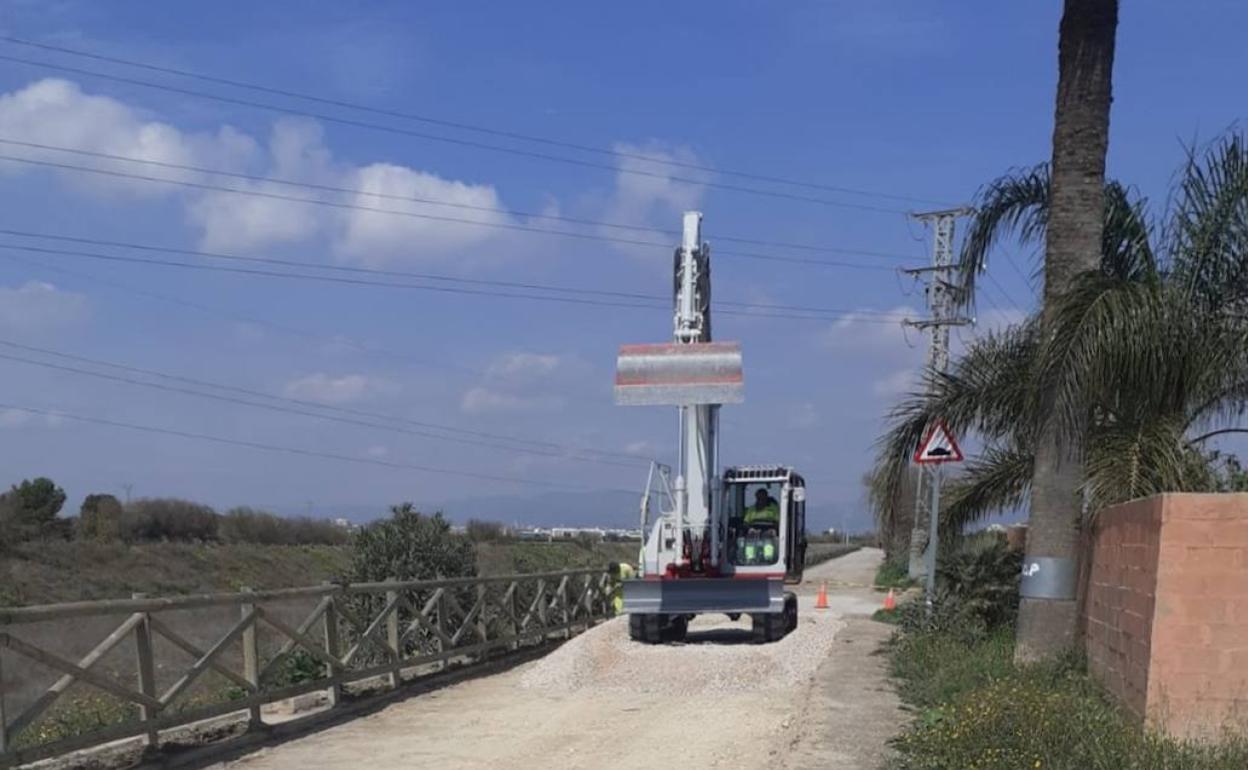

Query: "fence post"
<box><xmin>322</xmin><ymin>582</ymin><xmax>342</xmax><ymax>706</ymax></box>
<box><xmin>475</xmin><ymin>584</ymin><xmax>488</xmax><ymax>654</ymax></box>
<box><xmin>385</xmin><ymin>583</ymin><xmax>400</xmax><ymax>689</ymax></box>
<box><xmin>508</xmin><ymin>582</ymin><xmax>519</xmax><ymax>644</ymax></box>
<box><xmin>435</xmin><ymin>589</ymin><xmax>448</xmax><ymax>671</ymax></box>
<box><xmin>240</xmin><ymin>587</ymin><xmax>262</xmax><ymax>729</ymax></box>
<box><xmin>0</xmin><ymin>645</ymin><xmax>9</xmax><ymax>760</ymax></box>
<box><xmin>560</xmin><ymin>577</ymin><xmax>571</xmax><ymax>639</ymax></box>
<box><xmin>132</xmin><ymin>594</ymin><xmax>159</xmax><ymax>749</ymax></box>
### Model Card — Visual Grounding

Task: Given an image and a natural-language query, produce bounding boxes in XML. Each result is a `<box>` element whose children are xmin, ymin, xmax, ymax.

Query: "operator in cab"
<box><xmin>744</xmin><ymin>488</ymin><xmax>779</xmax><ymax>526</ymax></box>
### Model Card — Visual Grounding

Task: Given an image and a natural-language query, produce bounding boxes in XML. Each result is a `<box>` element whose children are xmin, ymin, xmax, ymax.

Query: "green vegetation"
<box><xmin>874</xmin><ymin>558</ymin><xmax>915</xmax><ymax>590</ymax></box>
<box><xmin>871</xmin><ymin>134</ymin><xmax>1248</xmax><ymax>537</ymax></box>
<box><xmin>885</xmin><ymin>535</ymin><xmax>1248</xmax><ymax>768</ymax></box>
<box><xmin>888</xmin><ymin>630</ymin><xmax>1248</xmax><ymax>769</ymax></box>
<box><xmin>0</xmin><ymin>477</ymin><xmax>70</xmax><ymax>544</ymax></box>
<box><xmin>804</xmin><ymin>542</ymin><xmax>861</xmax><ymax>567</ymax></box>
<box><xmin>347</xmin><ymin>504</ymin><xmax>476</xmax><ymax>583</ymax></box>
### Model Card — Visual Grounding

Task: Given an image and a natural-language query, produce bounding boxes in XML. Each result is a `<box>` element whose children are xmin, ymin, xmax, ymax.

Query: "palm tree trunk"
<box><xmin>1016</xmin><ymin>0</ymin><xmax>1119</xmax><ymax>661</ymax></box>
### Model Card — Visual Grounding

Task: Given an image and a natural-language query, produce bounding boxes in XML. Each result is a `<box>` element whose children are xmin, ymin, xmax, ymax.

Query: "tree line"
<box><xmin>0</xmin><ymin>477</ymin><xmax>350</xmax><ymax>547</ymax></box>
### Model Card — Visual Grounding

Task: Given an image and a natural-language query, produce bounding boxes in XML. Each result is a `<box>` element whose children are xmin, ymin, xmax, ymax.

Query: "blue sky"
<box><xmin>0</xmin><ymin>1</ymin><xmax>1245</xmax><ymax>531</ymax></box>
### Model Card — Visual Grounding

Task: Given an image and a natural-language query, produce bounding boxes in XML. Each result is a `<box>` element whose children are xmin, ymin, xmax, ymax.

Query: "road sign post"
<box><xmin>914</xmin><ymin>421</ymin><xmax>963</xmax><ymax>610</ymax></box>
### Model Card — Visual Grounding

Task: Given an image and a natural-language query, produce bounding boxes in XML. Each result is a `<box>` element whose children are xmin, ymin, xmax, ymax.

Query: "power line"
<box><xmin>983</xmin><ymin>270</ymin><xmax>1023</xmax><ymax>309</ymax></box>
<box><xmin>0</xmin><ymin>250</ymin><xmax>488</xmax><ymax>378</ymax></box>
<box><xmin>0</xmin><ymin>53</ymin><xmax>913</xmax><ymax>215</ymax></box>
<box><xmin>0</xmin><ymin>401</ymin><xmax>638</xmax><ymax>494</ymax></box>
<box><xmin>0</xmin><ymin>36</ymin><xmax>954</xmax><ymax>208</ymax></box>
<box><xmin>0</xmin><ymin>138</ymin><xmax>917</xmax><ymax>263</ymax></box>
<box><xmin>0</xmin><ymin>229</ymin><xmax>904</xmax><ymax>318</ymax></box>
<box><xmin>0</xmin><ymin>152</ymin><xmax>902</xmax><ymax>272</ymax></box>
<box><xmin>0</xmin><ymin>344</ymin><xmax>648</xmax><ymax>468</ymax></box>
<box><xmin>0</xmin><ymin>241</ymin><xmax>908</xmax><ymax>324</ymax></box>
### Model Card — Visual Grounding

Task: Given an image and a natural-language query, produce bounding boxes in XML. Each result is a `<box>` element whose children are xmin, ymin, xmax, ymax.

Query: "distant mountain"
<box><xmin>279</xmin><ymin>489</ymin><xmax>877</xmax><ymax>534</ymax></box>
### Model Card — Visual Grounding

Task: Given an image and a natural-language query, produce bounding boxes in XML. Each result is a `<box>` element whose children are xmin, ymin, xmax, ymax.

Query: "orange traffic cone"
<box><xmin>882</xmin><ymin>588</ymin><xmax>897</xmax><ymax>612</ymax></box>
<box><xmin>815</xmin><ymin>582</ymin><xmax>829</xmax><ymax>610</ymax></box>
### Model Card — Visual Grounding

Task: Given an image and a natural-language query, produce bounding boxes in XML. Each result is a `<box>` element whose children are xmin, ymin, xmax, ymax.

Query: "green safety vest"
<box><xmin>744</xmin><ymin>502</ymin><xmax>779</xmax><ymax>524</ymax></box>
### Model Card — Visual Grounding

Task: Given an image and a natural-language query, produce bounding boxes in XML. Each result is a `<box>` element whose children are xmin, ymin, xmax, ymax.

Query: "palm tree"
<box><xmin>1013</xmin><ymin>0</ymin><xmax>1119</xmax><ymax>660</ymax></box>
<box><xmin>872</xmin><ymin>133</ymin><xmax>1248</xmax><ymax>643</ymax></box>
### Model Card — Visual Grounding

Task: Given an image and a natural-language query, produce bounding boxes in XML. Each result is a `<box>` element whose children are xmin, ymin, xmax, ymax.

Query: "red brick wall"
<box><xmin>1083</xmin><ymin>496</ymin><xmax>1163</xmax><ymax>720</ymax></box>
<box><xmin>1083</xmin><ymin>494</ymin><xmax>1248</xmax><ymax>741</ymax></box>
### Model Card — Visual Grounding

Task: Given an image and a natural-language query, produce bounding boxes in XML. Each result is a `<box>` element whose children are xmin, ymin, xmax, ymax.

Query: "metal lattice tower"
<box><xmin>904</xmin><ymin>207</ymin><xmax>973</xmax><ymax>580</ymax></box>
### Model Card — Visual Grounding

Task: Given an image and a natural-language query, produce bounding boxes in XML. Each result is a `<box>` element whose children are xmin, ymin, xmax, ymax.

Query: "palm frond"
<box><xmin>958</xmin><ymin>165</ymin><xmax>1051</xmax><ymax>304</ymax></box>
<box><xmin>1165</xmin><ymin>133</ymin><xmax>1248</xmax><ymax>313</ymax></box>
<box><xmin>941</xmin><ymin>444</ymin><xmax>1033</xmax><ymax>530</ymax></box>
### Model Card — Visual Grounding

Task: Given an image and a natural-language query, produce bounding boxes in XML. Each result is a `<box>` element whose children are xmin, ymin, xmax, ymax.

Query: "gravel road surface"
<box><xmin>214</xmin><ymin>548</ymin><xmax>899</xmax><ymax>770</ymax></box>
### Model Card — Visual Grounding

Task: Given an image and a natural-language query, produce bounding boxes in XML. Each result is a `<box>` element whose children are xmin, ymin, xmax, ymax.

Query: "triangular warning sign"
<box><xmin>914</xmin><ymin>420</ymin><xmax>963</xmax><ymax>464</ymax></box>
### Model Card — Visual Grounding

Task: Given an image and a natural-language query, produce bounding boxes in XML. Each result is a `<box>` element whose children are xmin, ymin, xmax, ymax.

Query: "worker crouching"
<box><xmin>608</xmin><ymin>561</ymin><xmax>635</xmax><ymax>615</ymax></box>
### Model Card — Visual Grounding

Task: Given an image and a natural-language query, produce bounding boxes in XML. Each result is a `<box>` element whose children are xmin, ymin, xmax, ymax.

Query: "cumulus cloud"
<box><xmin>0</xmin><ymin>79</ymin><xmax>516</xmax><ymax>266</ymax></box>
<box><xmin>334</xmin><ymin>163</ymin><xmax>510</xmax><ymax>266</ymax></box>
<box><xmin>0</xmin><ymin>280</ymin><xmax>89</xmax><ymax>332</ymax></box>
<box><xmin>283</xmin><ymin>373</ymin><xmax>397</xmax><ymax>404</ymax></box>
<box><xmin>0</xmin><ymin>78</ymin><xmax>256</xmax><ymax>197</ymax></box>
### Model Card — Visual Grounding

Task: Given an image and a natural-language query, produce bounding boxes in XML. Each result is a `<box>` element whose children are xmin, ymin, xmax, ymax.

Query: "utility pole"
<box><xmin>904</xmin><ymin>207</ymin><xmax>973</xmax><ymax>580</ymax></box>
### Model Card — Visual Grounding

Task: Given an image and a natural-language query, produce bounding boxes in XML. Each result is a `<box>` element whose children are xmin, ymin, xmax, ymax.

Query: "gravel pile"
<box><xmin>520</xmin><ymin>611</ymin><xmax>845</xmax><ymax>696</ymax></box>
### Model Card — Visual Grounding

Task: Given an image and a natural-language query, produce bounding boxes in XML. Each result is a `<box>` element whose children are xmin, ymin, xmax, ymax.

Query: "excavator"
<box><xmin>614</xmin><ymin>211</ymin><xmax>807</xmax><ymax>644</ymax></box>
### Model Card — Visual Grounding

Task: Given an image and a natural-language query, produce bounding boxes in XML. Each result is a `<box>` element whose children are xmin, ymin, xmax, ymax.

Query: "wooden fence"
<box><xmin>0</xmin><ymin>568</ymin><xmax>613</xmax><ymax>768</ymax></box>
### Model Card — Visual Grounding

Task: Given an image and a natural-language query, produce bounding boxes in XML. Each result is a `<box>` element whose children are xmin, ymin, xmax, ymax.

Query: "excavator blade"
<box><xmin>614</xmin><ymin>342</ymin><xmax>744</xmax><ymax>406</ymax></box>
<box><xmin>622</xmin><ymin>578</ymin><xmax>784</xmax><ymax>615</ymax></box>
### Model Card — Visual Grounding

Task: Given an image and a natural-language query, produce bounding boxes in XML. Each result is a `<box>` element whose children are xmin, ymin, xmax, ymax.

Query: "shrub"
<box><xmin>0</xmin><ymin>477</ymin><xmax>70</xmax><ymax>544</ymax></box>
<box><xmin>122</xmin><ymin>498</ymin><xmax>219</xmax><ymax>542</ymax></box>
<box><xmin>219</xmin><ymin>507</ymin><xmax>349</xmax><ymax>546</ymax></box>
<box><xmin>465</xmin><ymin>518</ymin><xmax>512</xmax><ymax>543</ymax></box>
<box><xmin>348</xmin><ymin>504</ymin><xmax>476</xmax><ymax>583</ymax></box>
<box><xmin>78</xmin><ymin>494</ymin><xmax>124</xmax><ymax>542</ymax></box>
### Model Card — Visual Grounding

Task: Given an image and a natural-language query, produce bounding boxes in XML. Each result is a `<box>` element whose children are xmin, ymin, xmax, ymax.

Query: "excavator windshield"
<box><xmin>729</xmin><ymin>482</ymin><xmax>782</xmax><ymax>566</ymax></box>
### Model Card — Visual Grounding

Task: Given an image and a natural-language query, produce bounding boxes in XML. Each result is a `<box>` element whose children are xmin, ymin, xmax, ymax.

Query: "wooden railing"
<box><xmin>0</xmin><ymin>569</ymin><xmax>613</xmax><ymax>767</ymax></box>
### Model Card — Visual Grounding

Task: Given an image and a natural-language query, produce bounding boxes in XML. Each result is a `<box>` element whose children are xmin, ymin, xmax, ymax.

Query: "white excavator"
<box><xmin>614</xmin><ymin>211</ymin><xmax>807</xmax><ymax>644</ymax></box>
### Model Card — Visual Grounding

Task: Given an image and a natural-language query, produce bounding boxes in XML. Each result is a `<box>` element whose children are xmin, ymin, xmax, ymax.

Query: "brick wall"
<box><xmin>1083</xmin><ymin>493</ymin><xmax>1248</xmax><ymax>741</ymax></box>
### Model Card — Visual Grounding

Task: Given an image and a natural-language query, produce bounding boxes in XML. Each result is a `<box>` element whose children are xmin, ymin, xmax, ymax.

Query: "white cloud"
<box><xmin>283</xmin><ymin>373</ymin><xmax>397</xmax><ymax>404</ymax></box>
<box><xmin>873</xmin><ymin>368</ymin><xmax>919</xmax><ymax>398</ymax></box>
<box><xmin>334</xmin><ymin>163</ymin><xmax>510</xmax><ymax>266</ymax></box>
<box><xmin>460</xmin><ymin>386</ymin><xmax>563</xmax><ymax>415</ymax></box>
<box><xmin>0</xmin><ymin>78</ymin><xmax>256</xmax><ymax>197</ymax></box>
<box><xmin>624</xmin><ymin>440</ymin><xmax>655</xmax><ymax>456</ymax></box>
<box><xmin>597</xmin><ymin>142</ymin><xmax>708</xmax><ymax>257</ymax></box>
<box><xmin>0</xmin><ymin>280</ymin><xmax>89</xmax><ymax>332</ymax></box>
<box><xmin>822</xmin><ymin>305</ymin><xmax>918</xmax><ymax>353</ymax></box>
<box><xmin>486</xmin><ymin>352</ymin><xmax>561</xmax><ymax>381</ymax></box>
<box><xmin>0</xmin><ymin>79</ymin><xmax>517</xmax><ymax>266</ymax></box>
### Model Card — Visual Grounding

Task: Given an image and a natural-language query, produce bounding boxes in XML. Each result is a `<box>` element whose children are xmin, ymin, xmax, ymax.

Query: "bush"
<box><xmin>78</xmin><ymin>494</ymin><xmax>124</xmax><ymax>542</ymax></box>
<box><xmin>348</xmin><ymin>503</ymin><xmax>476</xmax><ymax>583</ymax></box>
<box><xmin>122</xmin><ymin>498</ymin><xmax>219</xmax><ymax>542</ymax></box>
<box><xmin>0</xmin><ymin>477</ymin><xmax>70</xmax><ymax>544</ymax></box>
<box><xmin>219</xmin><ymin>507</ymin><xmax>349</xmax><ymax>546</ymax></box>
<box><xmin>465</xmin><ymin>518</ymin><xmax>512</xmax><ymax>543</ymax></box>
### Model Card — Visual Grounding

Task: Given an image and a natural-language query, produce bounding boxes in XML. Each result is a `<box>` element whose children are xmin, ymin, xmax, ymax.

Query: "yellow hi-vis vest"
<box><xmin>611</xmin><ymin>564</ymin><xmax>635</xmax><ymax>614</ymax></box>
<box><xmin>744</xmin><ymin>502</ymin><xmax>779</xmax><ymax>525</ymax></box>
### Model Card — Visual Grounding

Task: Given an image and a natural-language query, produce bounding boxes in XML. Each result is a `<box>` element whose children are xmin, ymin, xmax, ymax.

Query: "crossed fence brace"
<box><xmin>0</xmin><ymin>569</ymin><xmax>613</xmax><ymax>767</ymax></box>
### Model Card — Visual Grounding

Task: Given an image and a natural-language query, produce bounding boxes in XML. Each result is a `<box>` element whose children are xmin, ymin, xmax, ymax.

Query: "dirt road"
<box><xmin>215</xmin><ymin>548</ymin><xmax>900</xmax><ymax>770</ymax></box>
